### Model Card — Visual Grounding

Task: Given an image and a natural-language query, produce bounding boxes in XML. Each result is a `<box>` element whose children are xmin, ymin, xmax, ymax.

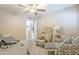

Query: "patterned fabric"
<box><xmin>57</xmin><ymin>44</ymin><xmax>79</xmax><ymax>55</ymax></box>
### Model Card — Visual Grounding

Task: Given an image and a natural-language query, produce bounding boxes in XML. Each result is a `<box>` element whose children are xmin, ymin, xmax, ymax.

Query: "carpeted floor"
<box><xmin>0</xmin><ymin>42</ymin><xmax>27</xmax><ymax>55</ymax></box>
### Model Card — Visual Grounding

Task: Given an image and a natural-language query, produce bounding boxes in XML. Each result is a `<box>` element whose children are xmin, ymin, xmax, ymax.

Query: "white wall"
<box><xmin>0</xmin><ymin>10</ymin><xmax>26</xmax><ymax>40</ymax></box>
<box><xmin>37</xmin><ymin>5</ymin><xmax>79</xmax><ymax>35</ymax></box>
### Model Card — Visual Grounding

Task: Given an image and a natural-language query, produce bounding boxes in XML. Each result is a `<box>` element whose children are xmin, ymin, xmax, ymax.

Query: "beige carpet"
<box><xmin>0</xmin><ymin>43</ymin><xmax>27</xmax><ymax>55</ymax></box>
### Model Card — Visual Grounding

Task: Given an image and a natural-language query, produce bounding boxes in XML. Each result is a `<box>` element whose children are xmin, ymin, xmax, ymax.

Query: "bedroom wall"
<box><xmin>37</xmin><ymin>5</ymin><xmax>79</xmax><ymax>36</ymax></box>
<box><xmin>0</xmin><ymin>10</ymin><xmax>26</xmax><ymax>40</ymax></box>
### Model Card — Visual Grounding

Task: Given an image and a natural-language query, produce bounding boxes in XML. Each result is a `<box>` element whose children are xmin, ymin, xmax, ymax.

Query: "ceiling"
<box><xmin>0</xmin><ymin>4</ymin><xmax>75</xmax><ymax>18</ymax></box>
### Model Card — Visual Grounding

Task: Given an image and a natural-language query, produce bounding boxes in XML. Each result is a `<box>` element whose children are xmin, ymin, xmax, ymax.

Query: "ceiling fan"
<box><xmin>18</xmin><ymin>4</ymin><xmax>46</xmax><ymax>15</ymax></box>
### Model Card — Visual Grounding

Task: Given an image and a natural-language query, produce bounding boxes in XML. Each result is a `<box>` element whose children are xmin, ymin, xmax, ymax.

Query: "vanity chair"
<box><xmin>36</xmin><ymin>26</ymin><xmax>53</xmax><ymax>47</ymax></box>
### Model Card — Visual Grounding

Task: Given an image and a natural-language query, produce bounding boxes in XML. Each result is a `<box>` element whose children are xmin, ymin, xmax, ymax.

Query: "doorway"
<box><xmin>26</xmin><ymin>19</ymin><xmax>34</xmax><ymax>44</ymax></box>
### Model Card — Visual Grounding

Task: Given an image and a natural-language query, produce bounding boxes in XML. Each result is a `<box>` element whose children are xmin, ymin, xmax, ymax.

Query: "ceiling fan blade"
<box><xmin>18</xmin><ymin>4</ymin><xmax>28</xmax><ymax>8</ymax></box>
<box><xmin>37</xmin><ymin>9</ymin><xmax>46</xmax><ymax>12</ymax></box>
